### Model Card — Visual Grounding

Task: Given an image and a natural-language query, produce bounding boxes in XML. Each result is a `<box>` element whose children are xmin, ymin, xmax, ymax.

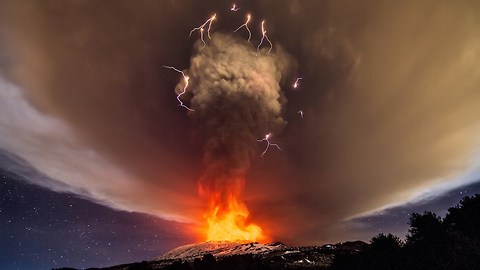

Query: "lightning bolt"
<box><xmin>257</xmin><ymin>20</ymin><xmax>273</xmax><ymax>53</ymax></box>
<box><xmin>189</xmin><ymin>14</ymin><xmax>217</xmax><ymax>48</ymax></box>
<box><xmin>230</xmin><ymin>4</ymin><xmax>240</xmax><ymax>12</ymax></box>
<box><xmin>257</xmin><ymin>133</ymin><xmax>281</xmax><ymax>156</ymax></box>
<box><xmin>293</xmin><ymin>77</ymin><xmax>302</xmax><ymax>89</ymax></box>
<box><xmin>234</xmin><ymin>14</ymin><xmax>252</xmax><ymax>42</ymax></box>
<box><xmin>162</xmin><ymin>65</ymin><xmax>195</xmax><ymax>112</ymax></box>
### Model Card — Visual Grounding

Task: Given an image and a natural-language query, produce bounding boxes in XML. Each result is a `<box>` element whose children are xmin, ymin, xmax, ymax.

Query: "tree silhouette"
<box><xmin>404</xmin><ymin>211</ymin><xmax>451</xmax><ymax>269</ymax></box>
<box><xmin>443</xmin><ymin>194</ymin><xmax>480</xmax><ymax>269</ymax></box>
<box><xmin>444</xmin><ymin>194</ymin><xmax>480</xmax><ymax>241</ymax></box>
<box><xmin>333</xmin><ymin>194</ymin><xmax>480</xmax><ymax>270</ymax></box>
<box><xmin>368</xmin><ymin>233</ymin><xmax>403</xmax><ymax>269</ymax></box>
<box><xmin>406</xmin><ymin>211</ymin><xmax>443</xmax><ymax>245</ymax></box>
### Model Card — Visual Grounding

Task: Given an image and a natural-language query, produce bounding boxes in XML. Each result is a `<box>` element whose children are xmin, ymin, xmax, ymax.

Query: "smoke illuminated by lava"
<box><xmin>173</xmin><ymin>33</ymin><xmax>292</xmax><ymax>242</ymax></box>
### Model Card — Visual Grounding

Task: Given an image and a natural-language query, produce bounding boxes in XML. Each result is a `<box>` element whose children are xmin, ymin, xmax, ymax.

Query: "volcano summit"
<box><xmin>72</xmin><ymin>241</ymin><xmax>367</xmax><ymax>270</ymax></box>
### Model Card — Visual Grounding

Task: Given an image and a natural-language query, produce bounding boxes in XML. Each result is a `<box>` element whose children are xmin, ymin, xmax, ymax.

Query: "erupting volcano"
<box><xmin>171</xmin><ymin>33</ymin><xmax>293</xmax><ymax>243</ymax></box>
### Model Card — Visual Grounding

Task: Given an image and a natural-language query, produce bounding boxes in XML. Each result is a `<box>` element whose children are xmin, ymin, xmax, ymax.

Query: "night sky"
<box><xmin>1</xmin><ymin>1</ymin><xmax>480</xmax><ymax>269</ymax></box>
<box><xmin>0</xmin><ymin>167</ymin><xmax>193</xmax><ymax>270</ymax></box>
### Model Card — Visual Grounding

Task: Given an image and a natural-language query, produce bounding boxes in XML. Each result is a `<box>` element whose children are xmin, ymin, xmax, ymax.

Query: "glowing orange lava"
<box><xmin>198</xmin><ymin>173</ymin><xmax>267</xmax><ymax>243</ymax></box>
<box><xmin>205</xmin><ymin>193</ymin><xmax>266</xmax><ymax>242</ymax></box>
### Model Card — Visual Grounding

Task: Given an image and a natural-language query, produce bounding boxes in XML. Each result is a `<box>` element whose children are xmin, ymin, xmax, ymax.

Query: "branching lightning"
<box><xmin>230</xmin><ymin>4</ymin><xmax>240</xmax><ymax>12</ymax></box>
<box><xmin>257</xmin><ymin>133</ymin><xmax>281</xmax><ymax>156</ymax></box>
<box><xmin>257</xmin><ymin>20</ymin><xmax>273</xmax><ymax>53</ymax></box>
<box><xmin>295</xmin><ymin>78</ymin><xmax>304</xmax><ymax>119</ymax></box>
<box><xmin>234</xmin><ymin>14</ymin><xmax>252</xmax><ymax>42</ymax></box>
<box><xmin>298</xmin><ymin>110</ymin><xmax>304</xmax><ymax>118</ymax></box>
<box><xmin>189</xmin><ymin>14</ymin><xmax>217</xmax><ymax>48</ymax></box>
<box><xmin>293</xmin><ymin>77</ymin><xmax>302</xmax><ymax>89</ymax></box>
<box><xmin>162</xmin><ymin>65</ymin><xmax>194</xmax><ymax>112</ymax></box>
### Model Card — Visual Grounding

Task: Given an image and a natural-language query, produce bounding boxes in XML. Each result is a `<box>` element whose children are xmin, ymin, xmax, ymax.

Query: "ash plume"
<box><xmin>176</xmin><ymin>33</ymin><xmax>293</xmax><ymax>206</ymax></box>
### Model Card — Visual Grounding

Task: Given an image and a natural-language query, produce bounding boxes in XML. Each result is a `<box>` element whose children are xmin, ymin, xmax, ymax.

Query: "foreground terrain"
<box><xmin>55</xmin><ymin>241</ymin><xmax>367</xmax><ymax>270</ymax></box>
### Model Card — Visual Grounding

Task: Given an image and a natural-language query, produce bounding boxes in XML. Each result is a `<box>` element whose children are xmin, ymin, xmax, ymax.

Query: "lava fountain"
<box><xmin>172</xmin><ymin>33</ymin><xmax>293</xmax><ymax>243</ymax></box>
<box><xmin>199</xmin><ymin>176</ymin><xmax>266</xmax><ymax>242</ymax></box>
<box><xmin>206</xmin><ymin>195</ymin><xmax>264</xmax><ymax>242</ymax></box>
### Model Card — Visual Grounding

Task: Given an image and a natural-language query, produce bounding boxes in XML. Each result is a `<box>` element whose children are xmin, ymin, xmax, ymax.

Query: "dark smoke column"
<box><xmin>175</xmin><ymin>33</ymin><xmax>293</xmax><ymax>241</ymax></box>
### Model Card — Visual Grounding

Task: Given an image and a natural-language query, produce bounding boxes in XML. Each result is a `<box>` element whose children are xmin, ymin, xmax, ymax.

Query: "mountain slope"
<box><xmin>157</xmin><ymin>241</ymin><xmax>285</xmax><ymax>261</ymax></box>
<box><xmin>69</xmin><ymin>241</ymin><xmax>367</xmax><ymax>270</ymax></box>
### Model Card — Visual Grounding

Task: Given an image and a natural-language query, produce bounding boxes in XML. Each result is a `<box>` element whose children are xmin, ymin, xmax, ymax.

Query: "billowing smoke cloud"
<box><xmin>252</xmin><ymin>0</ymin><xmax>480</xmax><ymax>243</ymax></box>
<box><xmin>177</xmin><ymin>34</ymin><xmax>292</xmax><ymax>209</ymax></box>
<box><xmin>0</xmin><ymin>77</ymin><xmax>195</xmax><ymax>222</ymax></box>
<box><xmin>1</xmin><ymin>0</ymin><xmax>480</xmax><ymax>245</ymax></box>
